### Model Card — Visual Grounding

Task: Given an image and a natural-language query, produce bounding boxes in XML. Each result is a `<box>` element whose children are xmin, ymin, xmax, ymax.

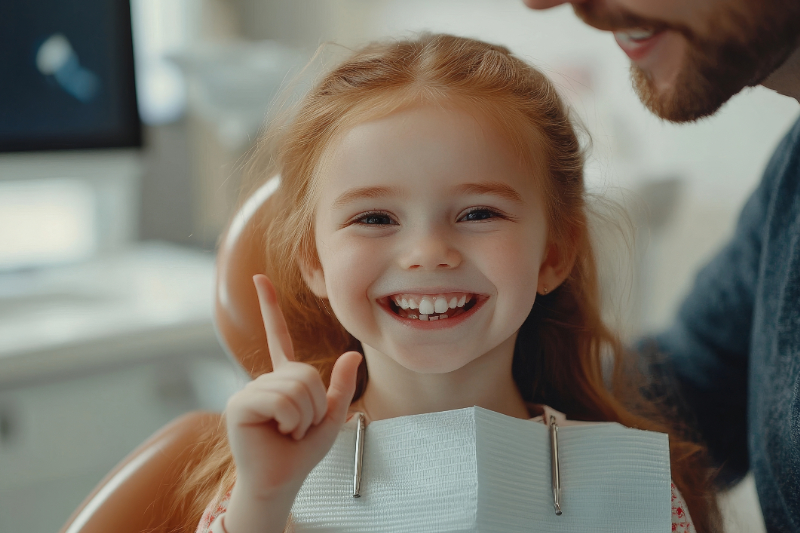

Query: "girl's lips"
<box><xmin>379</xmin><ymin>295</ymin><xmax>487</xmax><ymax>330</ymax></box>
<box><xmin>613</xmin><ymin>29</ymin><xmax>665</xmax><ymax>62</ymax></box>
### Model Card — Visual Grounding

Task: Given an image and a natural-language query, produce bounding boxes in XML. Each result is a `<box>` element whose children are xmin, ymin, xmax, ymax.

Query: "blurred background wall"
<box><xmin>1</xmin><ymin>0</ymin><xmax>796</xmax><ymax>531</ymax></box>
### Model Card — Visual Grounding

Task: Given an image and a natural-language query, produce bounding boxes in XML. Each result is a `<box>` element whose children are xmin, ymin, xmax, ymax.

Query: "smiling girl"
<box><xmin>182</xmin><ymin>34</ymin><xmax>720</xmax><ymax>533</ymax></box>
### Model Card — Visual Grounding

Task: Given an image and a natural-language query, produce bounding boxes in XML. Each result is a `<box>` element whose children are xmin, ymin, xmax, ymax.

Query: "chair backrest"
<box><xmin>59</xmin><ymin>411</ymin><xmax>221</xmax><ymax>533</ymax></box>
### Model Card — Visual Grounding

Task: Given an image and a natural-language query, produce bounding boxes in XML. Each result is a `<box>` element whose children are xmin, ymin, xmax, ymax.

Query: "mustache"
<box><xmin>572</xmin><ymin>3</ymin><xmax>684</xmax><ymax>36</ymax></box>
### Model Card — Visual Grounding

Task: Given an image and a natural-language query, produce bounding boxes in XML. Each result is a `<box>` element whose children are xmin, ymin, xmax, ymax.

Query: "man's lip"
<box><xmin>613</xmin><ymin>29</ymin><xmax>666</xmax><ymax>62</ymax></box>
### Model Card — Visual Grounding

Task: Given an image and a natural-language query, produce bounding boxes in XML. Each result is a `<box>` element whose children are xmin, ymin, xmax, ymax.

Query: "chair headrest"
<box><xmin>214</xmin><ymin>177</ymin><xmax>280</xmax><ymax>377</ymax></box>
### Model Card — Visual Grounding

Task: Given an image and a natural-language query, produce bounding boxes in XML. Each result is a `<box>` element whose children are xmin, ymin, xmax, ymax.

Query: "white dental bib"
<box><xmin>290</xmin><ymin>407</ymin><xmax>671</xmax><ymax>532</ymax></box>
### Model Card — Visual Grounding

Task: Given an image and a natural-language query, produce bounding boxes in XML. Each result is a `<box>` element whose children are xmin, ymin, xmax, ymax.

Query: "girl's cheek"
<box><xmin>476</xmin><ymin>233</ymin><xmax>543</xmax><ymax>314</ymax></box>
<box><xmin>326</xmin><ymin>237</ymin><xmax>386</xmax><ymax>282</ymax></box>
<box><xmin>321</xmin><ymin>238</ymin><xmax>388</xmax><ymax>320</ymax></box>
<box><xmin>478</xmin><ymin>232</ymin><xmax>543</xmax><ymax>278</ymax></box>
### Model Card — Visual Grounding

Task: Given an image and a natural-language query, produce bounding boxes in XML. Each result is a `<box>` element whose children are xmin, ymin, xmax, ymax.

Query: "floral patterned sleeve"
<box><xmin>195</xmin><ymin>489</ymin><xmax>232</xmax><ymax>533</ymax></box>
<box><xmin>671</xmin><ymin>482</ymin><xmax>696</xmax><ymax>533</ymax></box>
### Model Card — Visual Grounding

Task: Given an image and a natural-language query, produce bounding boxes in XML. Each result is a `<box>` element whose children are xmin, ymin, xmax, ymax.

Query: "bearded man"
<box><xmin>522</xmin><ymin>0</ymin><xmax>800</xmax><ymax>530</ymax></box>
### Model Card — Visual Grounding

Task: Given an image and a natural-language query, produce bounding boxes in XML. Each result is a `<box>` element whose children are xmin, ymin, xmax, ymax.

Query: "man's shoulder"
<box><xmin>738</xmin><ymin>114</ymin><xmax>800</xmax><ymax>228</ymax></box>
<box><xmin>765</xmin><ymin>115</ymin><xmax>800</xmax><ymax>180</ymax></box>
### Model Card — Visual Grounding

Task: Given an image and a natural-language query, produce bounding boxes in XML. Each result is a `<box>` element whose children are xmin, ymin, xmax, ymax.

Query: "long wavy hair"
<box><xmin>170</xmin><ymin>33</ymin><xmax>721</xmax><ymax>533</ymax></box>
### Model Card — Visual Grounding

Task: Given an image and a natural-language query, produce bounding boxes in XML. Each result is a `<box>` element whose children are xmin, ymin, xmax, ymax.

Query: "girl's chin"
<box><xmin>368</xmin><ymin>346</ymin><xmax>481</xmax><ymax>375</ymax></box>
<box><xmin>393</xmin><ymin>361</ymin><xmax>475</xmax><ymax>375</ymax></box>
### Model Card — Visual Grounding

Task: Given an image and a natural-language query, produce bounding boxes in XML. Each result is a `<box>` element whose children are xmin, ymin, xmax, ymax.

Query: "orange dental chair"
<box><xmin>59</xmin><ymin>179</ymin><xmax>279</xmax><ymax>533</ymax></box>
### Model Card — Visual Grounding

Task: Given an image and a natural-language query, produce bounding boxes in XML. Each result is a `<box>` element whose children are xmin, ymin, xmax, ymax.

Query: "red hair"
<box><xmin>172</xmin><ymin>34</ymin><xmax>721</xmax><ymax>532</ymax></box>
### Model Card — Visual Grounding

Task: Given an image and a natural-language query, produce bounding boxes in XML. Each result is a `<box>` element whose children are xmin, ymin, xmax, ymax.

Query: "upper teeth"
<box><xmin>392</xmin><ymin>293</ymin><xmax>472</xmax><ymax>313</ymax></box>
<box><xmin>615</xmin><ymin>28</ymin><xmax>655</xmax><ymax>43</ymax></box>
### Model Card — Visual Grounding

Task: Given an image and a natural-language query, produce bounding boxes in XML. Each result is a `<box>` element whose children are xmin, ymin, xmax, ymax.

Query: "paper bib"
<box><xmin>291</xmin><ymin>407</ymin><xmax>671</xmax><ymax>532</ymax></box>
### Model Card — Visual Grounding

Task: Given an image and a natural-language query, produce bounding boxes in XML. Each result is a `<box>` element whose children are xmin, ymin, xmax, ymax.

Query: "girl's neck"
<box><xmin>350</xmin><ymin>335</ymin><xmax>530</xmax><ymax>422</ymax></box>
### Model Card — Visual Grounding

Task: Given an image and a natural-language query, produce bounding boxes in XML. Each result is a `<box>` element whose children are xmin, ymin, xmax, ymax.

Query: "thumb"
<box><xmin>325</xmin><ymin>351</ymin><xmax>363</xmax><ymax>425</ymax></box>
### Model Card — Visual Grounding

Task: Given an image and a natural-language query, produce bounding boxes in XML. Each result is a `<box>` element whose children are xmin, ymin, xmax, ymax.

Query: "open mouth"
<box><xmin>613</xmin><ymin>28</ymin><xmax>665</xmax><ymax>61</ymax></box>
<box><xmin>381</xmin><ymin>292</ymin><xmax>481</xmax><ymax>322</ymax></box>
<box><xmin>614</xmin><ymin>28</ymin><xmax>659</xmax><ymax>45</ymax></box>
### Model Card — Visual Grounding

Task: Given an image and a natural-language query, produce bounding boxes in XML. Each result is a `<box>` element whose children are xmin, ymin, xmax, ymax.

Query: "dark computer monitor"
<box><xmin>0</xmin><ymin>0</ymin><xmax>141</xmax><ymax>152</ymax></box>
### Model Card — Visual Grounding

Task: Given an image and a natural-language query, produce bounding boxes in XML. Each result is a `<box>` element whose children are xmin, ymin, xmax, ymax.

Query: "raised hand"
<box><xmin>223</xmin><ymin>275</ymin><xmax>362</xmax><ymax>533</ymax></box>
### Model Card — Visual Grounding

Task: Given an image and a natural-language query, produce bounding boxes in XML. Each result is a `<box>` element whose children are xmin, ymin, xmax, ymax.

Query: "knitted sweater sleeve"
<box><xmin>639</xmin><ymin>121</ymin><xmax>794</xmax><ymax>484</ymax></box>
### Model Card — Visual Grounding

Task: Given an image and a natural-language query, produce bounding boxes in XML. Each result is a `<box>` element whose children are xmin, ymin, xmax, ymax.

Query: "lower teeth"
<box><xmin>407</xmin><ymin>312</ymin><xmax>454</xmax><ymax>321</ymax></box>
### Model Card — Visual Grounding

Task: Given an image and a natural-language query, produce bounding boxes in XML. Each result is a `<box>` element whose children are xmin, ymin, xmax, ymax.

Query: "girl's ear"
<box><xmin>299</xmin><ymin>260</ymin><xmax>328</xmax><ymax>298</ymax></box>
<box><xmin>537</xmin><ymin>241</ymin><xmax>576</xmax><ymax>295</ymax></box>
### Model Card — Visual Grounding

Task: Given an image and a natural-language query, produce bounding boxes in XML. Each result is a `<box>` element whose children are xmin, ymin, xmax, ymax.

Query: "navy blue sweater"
<box><xmin>647</xmin><ymin>116</ymin><xmax>800</xmax><ymax>532</ymax></box>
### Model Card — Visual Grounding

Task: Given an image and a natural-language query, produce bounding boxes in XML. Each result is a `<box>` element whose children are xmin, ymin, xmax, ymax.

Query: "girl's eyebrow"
<box><xmin>331</xmin><ymin>182</ymin><xmax>522</xmax><ymax>209</ymax></box>
<box><xmin>332</xmin><ymin>186</ymin><xmax>402</xmax><ymax>209</ymax></box>
<box><xmin>456</xmin><ymin>182</ymin><xmax>524</xmax><ymax>203</ymax></box>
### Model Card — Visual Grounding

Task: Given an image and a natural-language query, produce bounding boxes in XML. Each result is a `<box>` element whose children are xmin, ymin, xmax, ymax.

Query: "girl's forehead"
<box><xmin>316</xmin><ymin>105</ymin><xmax>543</xmax><ymax>201</ymax></box>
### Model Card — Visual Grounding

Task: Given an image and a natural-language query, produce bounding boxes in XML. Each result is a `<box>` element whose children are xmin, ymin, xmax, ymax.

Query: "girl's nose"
<box><xmin>399</xmin><ymin>232</ymin><xmax>462</xmax><ymax>270</ymax></box>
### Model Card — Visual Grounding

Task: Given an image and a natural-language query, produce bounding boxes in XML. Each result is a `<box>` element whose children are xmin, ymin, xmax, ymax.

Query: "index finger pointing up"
<box><xmin>253</xmin><ymin>274</ymin><xmax>294</xmax><ymax>368</ymax></box>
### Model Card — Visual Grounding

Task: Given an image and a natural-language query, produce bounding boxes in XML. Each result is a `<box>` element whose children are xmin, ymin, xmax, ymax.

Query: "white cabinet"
<box><xmin>0</xmin><ymin>353</ymin><xmax>240</xmax><ymax>532</ymax></box>
<box><xmin>0</xmin><ymin>244</ymin><xmax>245</xmax><ymax>532</ymax></box>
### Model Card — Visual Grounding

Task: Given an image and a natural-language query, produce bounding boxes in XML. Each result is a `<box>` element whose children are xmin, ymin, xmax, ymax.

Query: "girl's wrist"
<box><xmin>224</xmin><ymin>481</ymin><xmax>297</xmax><ymax>533</ymax></box>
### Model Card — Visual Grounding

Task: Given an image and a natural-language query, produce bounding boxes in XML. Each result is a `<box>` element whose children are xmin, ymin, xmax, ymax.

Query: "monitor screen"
<box><xmin>0</xmin><ymin>0</ymin><xmax>141</xmax><ymax>152</ymax></box>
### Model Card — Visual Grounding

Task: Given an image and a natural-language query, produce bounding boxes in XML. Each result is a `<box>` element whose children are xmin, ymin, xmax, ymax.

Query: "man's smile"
<box><xmin>613</xmin><ymin>28</ymin><xmax>665</xmax><ymax>61</ymax></box>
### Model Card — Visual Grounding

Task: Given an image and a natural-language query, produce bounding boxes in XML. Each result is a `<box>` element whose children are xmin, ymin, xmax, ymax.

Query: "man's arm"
<box><xmin>639</xmin><ymin>119</ymin><xmax>798</xmax><ymax>486</ymax></box>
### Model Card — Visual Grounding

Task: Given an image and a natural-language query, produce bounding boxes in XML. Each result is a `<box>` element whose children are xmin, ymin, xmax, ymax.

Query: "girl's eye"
<box><xmin>353</xmin><ymin>211</ymin><xmax>396</xmax><ymax>226</ymax></box>
<box><xmin>459</xmin><ymin>207</ymin><xmax>504</xmax><ymax>222</ymax></box>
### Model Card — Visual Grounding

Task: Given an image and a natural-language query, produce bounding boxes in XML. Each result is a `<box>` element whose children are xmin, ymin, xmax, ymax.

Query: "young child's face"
<box><xmin>305</xmin><ymin>105</ymin><xmax>555</xmax><ymax>375</ymax></box>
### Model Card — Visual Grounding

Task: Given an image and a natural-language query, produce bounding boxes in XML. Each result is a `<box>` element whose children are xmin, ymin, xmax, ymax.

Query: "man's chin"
<box><xmin>631</xmin><ymin>65</ymin><xmax>730</xmax><ymax>123</ymax></box>
<box><xmin>624</xmin><ymin>0</ymin><xmax>800</xmax><ymax>123</ymax></box>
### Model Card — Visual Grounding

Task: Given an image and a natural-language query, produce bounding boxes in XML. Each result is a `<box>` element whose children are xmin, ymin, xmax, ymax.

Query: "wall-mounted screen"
<box><xmin>0</xmin><ymin>0</ymin><xmax>141</xmax><ymax>152</ymax></box>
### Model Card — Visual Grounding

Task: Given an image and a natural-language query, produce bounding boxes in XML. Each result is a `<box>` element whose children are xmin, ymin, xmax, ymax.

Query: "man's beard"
<box><xmin>575</xmin><ymin>2</ymin><xmax>800</xmax><ymax>123</ymax></box>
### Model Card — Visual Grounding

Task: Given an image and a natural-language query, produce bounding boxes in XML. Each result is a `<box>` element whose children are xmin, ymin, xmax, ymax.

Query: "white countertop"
<box><xmin>0</xmin><ymin>242</ymin><xmax>221</xmax><ymax>387</ymax></box>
